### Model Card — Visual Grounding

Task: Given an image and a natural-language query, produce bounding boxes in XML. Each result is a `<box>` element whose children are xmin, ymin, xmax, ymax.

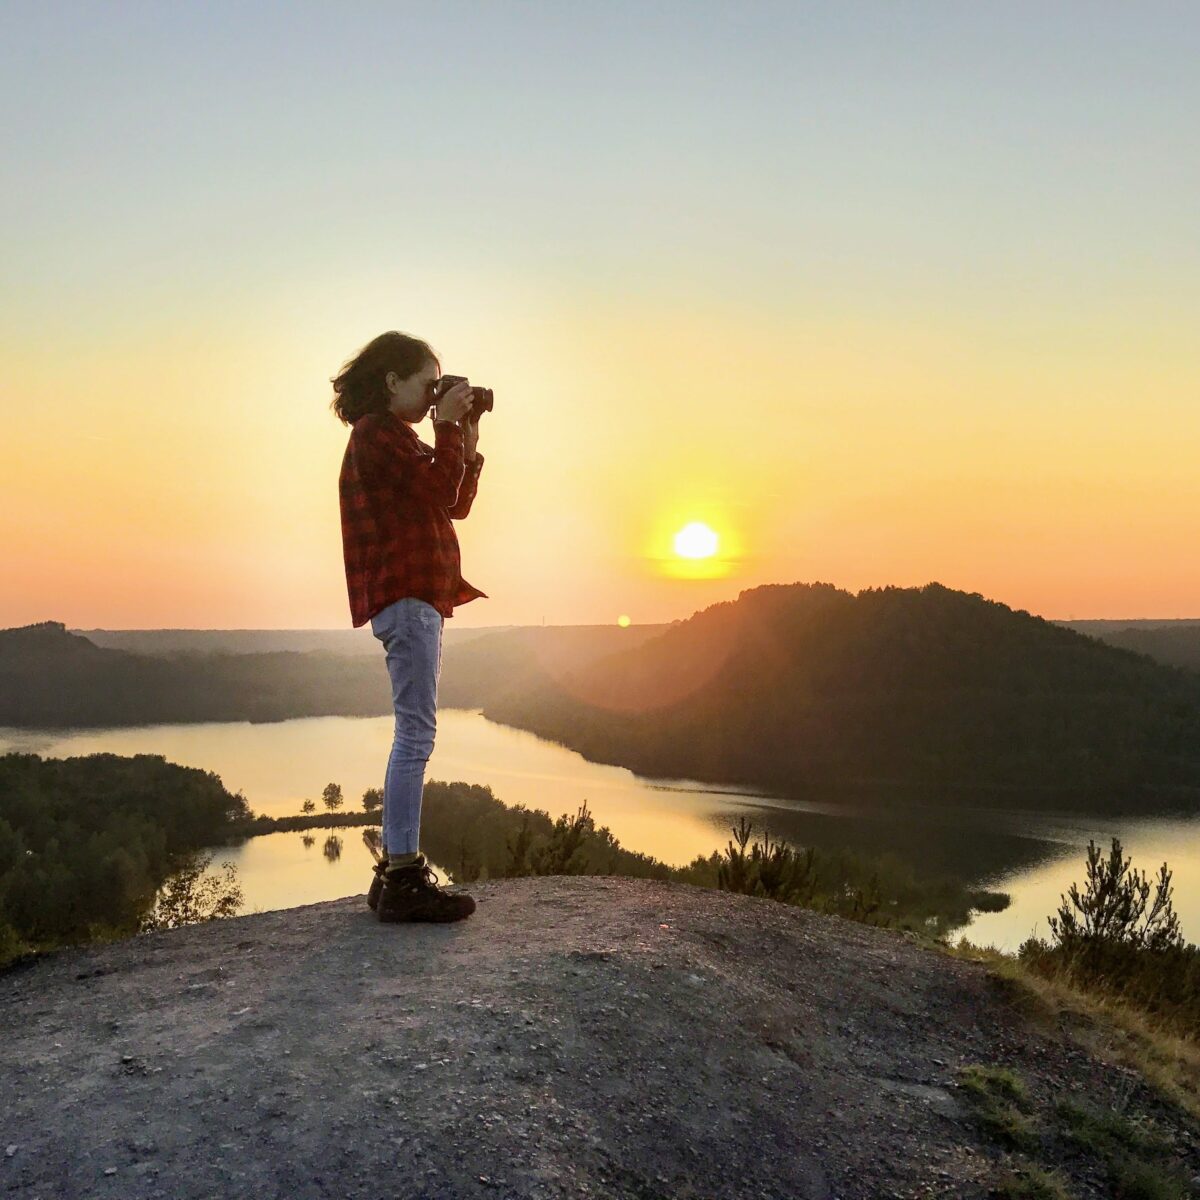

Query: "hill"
<box><xmin>0</xmin><ymin>622</ymin><xmax>390</xmax><ymax>726</ymax></box>
<box><xmin>2</xmin><ymin>876</ymin><xmax>1196</xmax><ymax>1198</ymax></box>
<box><xmin>71</xmin><ymin>625</ymin><xmax>513</xmax><ymax>657</ymax></box>
<box><xmin>64</xmin><ymin>619</ymin><xmax>1200</xmax><ymax>674</ymax></box>
<box><xmin>0</xmin><ymin>621</ymin><xmax>662</xmax><ymax>728</ymax></box>
<box><xmin>480</xmin><ymin>582</ymin><xmax>1200</xmax><ymax>811</ymax></box>
<box><xmin>1062</xmin><ymin>621</ymin><xmax>1200</xmax><ymax>673</ymax></box>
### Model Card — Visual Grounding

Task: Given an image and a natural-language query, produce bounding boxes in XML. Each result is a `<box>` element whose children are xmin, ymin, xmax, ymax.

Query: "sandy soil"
<box><xmin>1</xmin><ymin>875</ymin><xmax>1197</xmax><ymax>1199</ymax></box>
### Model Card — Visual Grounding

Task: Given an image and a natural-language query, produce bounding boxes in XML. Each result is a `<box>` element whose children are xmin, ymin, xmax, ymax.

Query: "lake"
<box><xmin>2</xmin><ymin>711</ymin><xmax>1197</xmax><ymax>951</ymax></box>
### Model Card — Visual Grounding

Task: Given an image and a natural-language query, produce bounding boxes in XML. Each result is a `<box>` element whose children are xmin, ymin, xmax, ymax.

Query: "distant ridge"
<box><xmin>0</xmin><ymin>623</ymin><xmax>391</xmax><ymax>727</ymax></box>
<box><xmin>39</xmin><ymin>616</ymin><xmax>1200</xmax><ymax>672</ymax></box>
<box><xmin>0</xmin><ymin>621</ymin><xmax>662</xmax><ymax>729</ymax></box>
<box><xmin>70</xmin><ymin>625</ymin><xmax>517</xmax><ymax>657</ymax></box>
<box><xmin>1059</xmin><ymin>622</ymin><xmax>1200</xmax><ymax>672</ymax></box>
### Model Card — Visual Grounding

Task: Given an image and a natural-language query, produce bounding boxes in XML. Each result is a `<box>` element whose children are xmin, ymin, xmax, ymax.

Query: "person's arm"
<box><xmin>447</xmin><ymin>452</ymin><xmax>484</xmax><ymax>520</ymax></box>
<box><xmin>357</xmin><ymin>416</ymin><xmax>467</xmax><ymax>508</ymax></box>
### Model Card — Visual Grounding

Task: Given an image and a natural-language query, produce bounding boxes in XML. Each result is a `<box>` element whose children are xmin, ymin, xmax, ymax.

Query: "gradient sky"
<box><xmin>2</xmin><ymin>1</ymin><xmax>1197</xmax><ymax>629</ymax></box>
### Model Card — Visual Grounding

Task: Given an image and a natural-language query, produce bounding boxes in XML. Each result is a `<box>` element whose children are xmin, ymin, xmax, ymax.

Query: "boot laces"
<box><xmin>387</xmin><ymin>859</ymin><xmax>442</xmax><ymax>892</ymax></box>
<box><xmin>413</xmin><ymin>861</ymin><xmax>442</xmax><ymax>890</ymax></box>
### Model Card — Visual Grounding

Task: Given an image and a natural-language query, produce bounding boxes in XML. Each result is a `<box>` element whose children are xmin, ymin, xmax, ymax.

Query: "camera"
<box><xmin>433</xmin><ymin>374</ymin><xmax>494</xmax><ymax>421</ymax></box>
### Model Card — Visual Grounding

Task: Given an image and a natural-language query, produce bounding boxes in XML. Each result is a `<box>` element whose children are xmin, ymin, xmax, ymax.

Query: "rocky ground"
<box><xmin>1</xmin><ymin>875</ymin><xmax>1197</xmax><ymax>1199</ymax></box>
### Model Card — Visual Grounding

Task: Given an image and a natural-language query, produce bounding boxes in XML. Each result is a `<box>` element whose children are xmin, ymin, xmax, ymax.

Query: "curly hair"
<box><xmin>329</xmin><ymin>331</ymin><xmax>439</xmax><ymax>425</ymax></box>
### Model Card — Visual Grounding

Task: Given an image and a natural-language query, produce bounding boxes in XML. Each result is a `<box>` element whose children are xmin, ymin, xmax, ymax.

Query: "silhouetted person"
<box><xmin>332</xmin><ymin>331</ymin><xmax>486</xmax><ymax>922</ymax></box>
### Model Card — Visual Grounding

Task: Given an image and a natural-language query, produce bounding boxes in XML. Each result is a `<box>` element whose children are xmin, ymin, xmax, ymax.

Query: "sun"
<box><xmin>673</xmin><ymin>521</ymin><xmax>719</xmax><ymax>559</ymax></box>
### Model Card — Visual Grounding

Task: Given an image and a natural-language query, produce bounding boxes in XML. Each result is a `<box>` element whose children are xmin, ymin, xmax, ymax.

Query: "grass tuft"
<box><xmin>1107</xmin><ymin>1154</ymin><xmax>1191</xmax><ymax>1200</ymax></box>
<box><xmin>957</xmin><ymin>1064</ymin><xmax>1039</xmax><ymax>1150</ymax></box>
<box><xmin>992</xmin><ymin>1161</ymin><xmax>1075</xmax><ymax>1199</ymax></box>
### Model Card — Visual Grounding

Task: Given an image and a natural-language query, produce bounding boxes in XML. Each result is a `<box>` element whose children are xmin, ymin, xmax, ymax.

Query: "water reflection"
<box><xmin>206</xmin><ymin>831</ymin><xmax>452</xmax><ymax>916</ymax></box>
<box><xmin>2</xmin><ymin>713</ymin><xmax>1197</xmax><ymax>948</ymax></box>
<box><xmin>960</xmin><ymin>815</ymin><xmax>1199</xmax><ymax>951</ymax></box>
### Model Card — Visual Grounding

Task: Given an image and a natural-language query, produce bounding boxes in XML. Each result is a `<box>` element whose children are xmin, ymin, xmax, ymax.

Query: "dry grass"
<box><xmin>938</xmin><ymin>936</ymin><xmax>1200</xmax><ymax>1123</ymax></box>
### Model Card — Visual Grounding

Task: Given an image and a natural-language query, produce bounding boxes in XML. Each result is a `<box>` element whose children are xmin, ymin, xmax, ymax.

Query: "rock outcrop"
<box><xmin>1</xmin><ymin>876</ymin><xmax>1196</xmax><ymax>1198</ymax></box>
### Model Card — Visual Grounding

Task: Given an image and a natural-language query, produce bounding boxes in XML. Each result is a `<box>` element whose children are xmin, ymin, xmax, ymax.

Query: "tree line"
<box><xmin>0</xmin><ymin>751</ymin><xmax>252</xmax><ymax>964</ymax></box>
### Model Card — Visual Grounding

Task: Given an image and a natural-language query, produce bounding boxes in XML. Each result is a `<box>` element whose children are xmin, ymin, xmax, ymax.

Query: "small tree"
<box><xmin>322</xmin><ymin>783</ymin><xmax>344</xmax><ymax>813</ymax></box>
<box><xmin>504</xmin><ymin>814</ymin><xmax>535</xmax><ymax>878</ymax></box>
<box><xmin>301</xmin><ymin>798</ymin><xmax>316</xmax><ymax>815</ymax></box>
<box><xmin>1048</xmin><ymin>837</ymin><xmax>1183</xmax><ymax>953</ymax></box>
<box><xmin>456</xmin><ymin>831</ymin><xmax>482</xmax><ymax>883</ymax></box>
<box><xmin>530</xmin><ymin>801</ymin><xmax>594</xmax><ymax>876</ymax></box>
<box><xmin>362</xmin><ymin>787</ymin><xmax>383</xmax><ymax>813</ymax></box>
<box><xmin>716</xmin><ymin>817</ymin><xmax>820</xmax><ymax>906</ymax></box>
<box><xmin>323</xmin><ymin>835</ymin><xmax>343</xmax><ymax>861</ymax></box>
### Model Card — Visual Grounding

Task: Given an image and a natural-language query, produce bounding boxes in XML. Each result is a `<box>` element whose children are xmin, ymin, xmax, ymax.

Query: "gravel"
<box><xmin>1</xmin><ymin>875</ymin><xmax>1197</xmax><ymax>1199</ymax></box>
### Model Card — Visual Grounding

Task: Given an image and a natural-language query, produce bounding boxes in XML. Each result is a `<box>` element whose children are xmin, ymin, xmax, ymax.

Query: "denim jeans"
<box><xmin>369</xmin><ymin>597</ymin><xmax>444</xmax><ymax>856</ymax></box>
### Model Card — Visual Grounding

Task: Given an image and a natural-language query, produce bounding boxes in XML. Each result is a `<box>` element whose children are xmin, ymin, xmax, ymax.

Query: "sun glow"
<box><xmin>641</xmin><ymin>510</ymin><xmax>743</xmax><ymax>582</ymax></box>
<box><xmin>673</xmin><ymin>522</ymin><xmax>719</xmax><ymax>559</ymax></box>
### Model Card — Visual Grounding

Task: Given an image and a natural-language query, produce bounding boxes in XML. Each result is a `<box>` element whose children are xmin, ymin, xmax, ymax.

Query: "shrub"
<box><xmin>1019</xmin><ymin>837</ymin><xmax>1198</xmax><ymax>1040</ymax></box>
<box><xmin>1047</xmin><ymin>837</ymin><xmax>1183</xmax><ymax>953</ymax></box>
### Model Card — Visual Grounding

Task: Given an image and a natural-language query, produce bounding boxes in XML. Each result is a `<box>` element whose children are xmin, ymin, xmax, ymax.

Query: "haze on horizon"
<box><xmin>2</xmin><ymin>2</ymin><xmax>1197</xmax><ymax>630</ymax></box>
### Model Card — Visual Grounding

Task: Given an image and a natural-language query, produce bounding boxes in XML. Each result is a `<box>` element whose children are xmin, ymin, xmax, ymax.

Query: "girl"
<box><xmin>332</xmin><ymin>331</ymin><xmax>487</xmax><ymax>922</ymax></box>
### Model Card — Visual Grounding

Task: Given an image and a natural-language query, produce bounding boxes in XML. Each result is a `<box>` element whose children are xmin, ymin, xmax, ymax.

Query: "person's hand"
<box><xmin>433</xmin><ymin>380</ymin><xmax>473</xmax><ymax>423</ymax></box>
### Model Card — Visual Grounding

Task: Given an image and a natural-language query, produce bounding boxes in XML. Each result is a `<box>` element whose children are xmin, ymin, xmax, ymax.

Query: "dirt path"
<box><xmin>2</xmin><ymin>876</ymin><xmax>1197</xmax><ymax>1198</ymax></box>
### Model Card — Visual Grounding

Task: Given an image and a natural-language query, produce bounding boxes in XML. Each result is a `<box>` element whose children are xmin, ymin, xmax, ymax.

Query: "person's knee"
<box><xmin>390</xmin><ymin>727</ymin><xmax>436</xmax><ymax>761</ymax></box>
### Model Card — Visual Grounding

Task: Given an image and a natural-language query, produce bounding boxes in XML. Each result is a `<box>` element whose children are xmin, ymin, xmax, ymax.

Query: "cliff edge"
<box><xmin>2</xmin><ymin>876</ymin><xmax>1196</xmax><ymax>1199</ymax></box>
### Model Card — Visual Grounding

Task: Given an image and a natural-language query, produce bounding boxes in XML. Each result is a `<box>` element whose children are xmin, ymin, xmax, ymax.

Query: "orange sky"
<box><xmin>2</xmin><ymin>6</ymin><xmax>1198</xmax><ymax>628</ymax></box>
<box><xmin>3</xmin><ymin>287</ymin><xmax>1196</xmax><ymax>629</ymax></box>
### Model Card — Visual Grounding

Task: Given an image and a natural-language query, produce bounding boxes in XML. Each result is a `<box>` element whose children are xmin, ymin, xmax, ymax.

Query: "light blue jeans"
<box><xmin>369</xmin><ymin>597</ymin><xmax>444</xmax><ymax>856</ymax></box>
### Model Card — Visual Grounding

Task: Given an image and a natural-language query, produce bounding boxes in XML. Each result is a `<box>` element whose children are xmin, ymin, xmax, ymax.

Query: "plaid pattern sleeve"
<box><xmin>447</xmin><ymin>451</ymin><xmax>484</xmax><ymax>520</ymax></box>
<box><xmin>338</xmin><ymin>411</ymin><xmax>488</xmax><ymax>627</ymax></box>
<box><xmin>359</xmin><ymin>416</ymin><xmax>467</xmax><ymax>506</ymax></box>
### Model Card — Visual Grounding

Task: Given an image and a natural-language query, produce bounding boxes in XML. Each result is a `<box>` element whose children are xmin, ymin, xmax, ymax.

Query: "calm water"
<box><xmin>3</xmin><ymin>713</ymin><xmax>1197</xmax><ymax>950</ymax></box>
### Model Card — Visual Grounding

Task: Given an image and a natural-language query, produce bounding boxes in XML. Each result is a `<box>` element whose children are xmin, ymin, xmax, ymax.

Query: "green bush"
<box><xmin>1018</xmin><ymin>837</ymin><xmax>1197</xmax><ymax>1039</ymax></box>
<box><xmin>1048</xmin><ymin>837</ymin><xmax>1183</xmax><ymax>952</ymax></box>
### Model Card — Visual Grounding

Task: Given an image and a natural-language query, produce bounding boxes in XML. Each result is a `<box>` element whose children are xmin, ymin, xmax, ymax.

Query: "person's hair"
<box><xmin>329</xmin><ymin>331</ymin><xmax>439</xmax><ymax>425</ymax></box>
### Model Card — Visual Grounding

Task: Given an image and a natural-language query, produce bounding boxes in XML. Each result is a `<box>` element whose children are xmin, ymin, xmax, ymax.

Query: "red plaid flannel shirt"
<box><xmin>339</xmin><ymin>409</ymin><xmax>487</xmax><ymax>627</ymax></box>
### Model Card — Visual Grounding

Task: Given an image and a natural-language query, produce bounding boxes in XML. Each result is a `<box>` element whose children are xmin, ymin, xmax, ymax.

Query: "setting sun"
<box><xmin>673</xmin><ymin>522</ymin><xmax>719</xmax><ymax>560</ymax></box>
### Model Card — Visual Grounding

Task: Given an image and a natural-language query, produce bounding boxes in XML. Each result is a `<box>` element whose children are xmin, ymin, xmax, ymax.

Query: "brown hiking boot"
<box><xmin>366</xmin><ymin>859</ymin><xmax>387</xmax><ymax>912</ymax></box>
<box><xmin>377</xmin><ymin>853</ymin><xmax>476</xmax><ymax>923</ymax></box>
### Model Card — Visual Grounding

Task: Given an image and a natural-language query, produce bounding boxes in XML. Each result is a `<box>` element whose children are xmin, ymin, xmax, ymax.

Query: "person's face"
<box><xmin>385</xmin><ymin>361</ymin><xmax>440</xmax><ymax>424</ymax></box>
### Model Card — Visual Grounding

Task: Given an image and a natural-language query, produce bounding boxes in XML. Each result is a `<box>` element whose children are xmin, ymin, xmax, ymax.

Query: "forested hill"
<box><xmin>1066</xmin><ymin>622</ymin><xmax>1200</xmax><ymax>672</ymax></box>
<box><xmin>480</xmin><ymin>582</ymin><xmax>1200</xmax><ymax>811</ymax></box>
<box><xmin>0</xmin><ymin>622</ymin><xmax>392</xmax><ymax>726</ymax></box>
<box><xmin>0</xmin><ymin>621</ymin><xmax>664</xmax><ymax>728</ymax></box>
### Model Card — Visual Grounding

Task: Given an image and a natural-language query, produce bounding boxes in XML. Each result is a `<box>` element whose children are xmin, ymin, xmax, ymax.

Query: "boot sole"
<box><xmin>377</xmin><ymin>894</ymin><xmax>477</xmax><ymax>923</ymax></box>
